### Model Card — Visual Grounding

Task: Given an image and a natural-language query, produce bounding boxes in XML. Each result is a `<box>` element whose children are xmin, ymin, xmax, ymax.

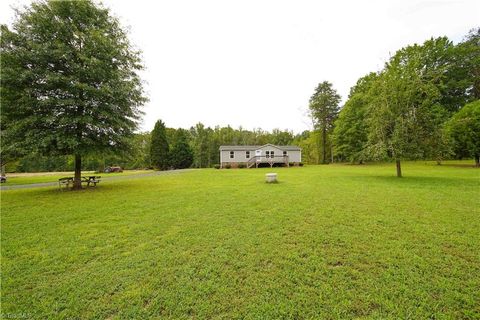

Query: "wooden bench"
<box><xmin>58</xmin><ymin>177</ymin><xmax>74</xmax><ymax>190</ymax></box>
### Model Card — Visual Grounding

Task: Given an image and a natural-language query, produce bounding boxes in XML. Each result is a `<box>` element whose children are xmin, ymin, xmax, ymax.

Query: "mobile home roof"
<box><xmin>219</xmin><ymin>144</ymin><xmax>301</xmax><ymax>151</ymax></box>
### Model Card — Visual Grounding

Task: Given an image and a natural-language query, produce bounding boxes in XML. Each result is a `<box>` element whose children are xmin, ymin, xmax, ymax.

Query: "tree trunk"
<box><xmin>322</xmin><ymin>127</ymin><xmax>327</xmax><ymax>164</ymax></box>
<box><xmin>73</xmin><ymin>154</ymin><xmax>82</xmax><ymax>190</ymax></box>
<box><xmin>396</xmin><ymin>160</ymin><xmax>402</xmax><ymax>178</ymax></box>
<box><xmin>98</xmin><ymin>156</ymin><xmax>105</xmax><ymax>173</ymax></box>
<box><xmin>475</xmin><ymin>155</ymin><xmax>480</xmax><ymax>167</ymax></box>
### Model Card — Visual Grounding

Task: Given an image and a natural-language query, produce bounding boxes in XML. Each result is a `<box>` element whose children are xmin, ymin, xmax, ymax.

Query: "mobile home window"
<box><xmin>246</xmin><ymin>151</ymin><xmax>250</xmax><ymax>158</ymax></box>
<box><xmin>283</xmin><ymin>151</ymin><xmax>287</xmax><ymax>156</ymax></box>
<box><xmin>271</xmin><ymin>151</ymin><xmax>274</xmax><ymax>158</ymax></box>
<box><xmin>265</xmin><ymin>151</ymin><xmax>270</xmax><ymax>158</ymax></box>
<box><xmin>230</xmin><ymin>151</ymin><xmax>234</xmax><ymax>158</ymax></box>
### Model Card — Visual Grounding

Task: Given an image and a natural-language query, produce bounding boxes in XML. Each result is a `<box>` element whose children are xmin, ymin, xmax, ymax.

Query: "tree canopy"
<box><xmin>1</xmin><ymin>16</ymin><xmax>478</xmax><ymax>177</ymax></box>
<box><xmin>333</xmin><ymin>31</ymin><xmax>480</xmax><ymax>176</ymax></box>
<box><xmin>0</xmin><ymin>0</ymin><xmax>146</xmax><ymax>188</ymax></box>
<box><xmin>447</xmin><ymin>100</ymin><xmax>480</xmax><ymax>166</ymax></box>
<box><xmin>365</xmin><ymin>42</ymin><xmax>445</xmax><ymax>176</ymax></box>
<box><xmin>170</xmin><ymin>129</ymin><xmax>194</xmax><ymax>169</ymax></box>
<box><xmin>333</xmin><ymin>73</ymin><xmax>377</xmax><ymax>163</ymax></box>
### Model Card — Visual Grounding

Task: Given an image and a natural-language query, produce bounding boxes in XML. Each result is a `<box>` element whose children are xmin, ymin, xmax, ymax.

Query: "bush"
<box><xmin>299</xmin><ymin>162</ymin><xmax>304</xmax><ymax>167</ymax></box>
<box><xmin>225</xmin><ymin>164</ymin><xmax>231</xmax><ymax>169</ymax></box>
<box><xmin>238</xmin><ymin>163</ymin><xmax>246</xmax><ymax>168</ymax></box>
<box><xmin>289</xmin><ymin>162</ymin><xmax>295</xmax><ymax>167</ymax></box>
<box><xmin>213</xmin><ymin>164</ymin><xmax>220</xmax><ymax>169</ymax></box>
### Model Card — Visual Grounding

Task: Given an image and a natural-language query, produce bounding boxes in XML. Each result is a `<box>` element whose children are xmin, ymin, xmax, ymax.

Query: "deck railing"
<box><xmin>246</xmin><ymin>155</ymin><xmax>289</xmax><ymax>168</ymax></box>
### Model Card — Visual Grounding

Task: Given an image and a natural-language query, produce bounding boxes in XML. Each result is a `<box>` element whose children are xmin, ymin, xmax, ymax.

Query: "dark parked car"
<box><xmin>0</xmin><ymin>175</ymin><xmax>6</xmax><ymax>183</ymax></box>
<box><xmin>104</xmin><ymin>166</ymin><xmax>123</xmax><ymax>173</ymax></box>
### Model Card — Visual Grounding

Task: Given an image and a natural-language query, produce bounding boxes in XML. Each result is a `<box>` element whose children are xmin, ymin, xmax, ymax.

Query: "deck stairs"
<box><xmin>246</xmin><ymin>156</ymin><xmax>289</xmax><ymax>168</ymax></box>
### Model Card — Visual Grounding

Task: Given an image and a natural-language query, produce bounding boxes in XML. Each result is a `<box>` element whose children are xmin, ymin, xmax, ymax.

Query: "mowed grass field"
<box><xmin>1</xmin><ymin>169</ymin><xmax>151</xmax><ymax>186</ymax></box>
<box><xmin>1</xmin><ymin>162</ymin><xmax>479</xmax><ymax>319</ymax></box>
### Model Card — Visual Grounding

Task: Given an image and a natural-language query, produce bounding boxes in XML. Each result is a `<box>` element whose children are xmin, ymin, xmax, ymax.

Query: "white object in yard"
<box><xmin>266</xmin><ymin>173</ymin><xmax>277</xmax><ymax>183</ymax></box>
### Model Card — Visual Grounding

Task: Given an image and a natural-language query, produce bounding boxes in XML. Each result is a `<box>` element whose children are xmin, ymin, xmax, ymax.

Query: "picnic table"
<box><xmin>58</xmin><ymin>176</ymin><xmax>101</xmax><ymax>189</ymax></box>
<box><xmin>82</xmin><ymin>175</ymin><xmax>101</xmax><ymax>187</ymax></box>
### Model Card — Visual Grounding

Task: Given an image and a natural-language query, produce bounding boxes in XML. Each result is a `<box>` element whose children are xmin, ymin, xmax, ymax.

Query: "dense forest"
<box><xmin>3</xmin><ymin>28</ymin><xmax>479</xmax><ymax>173</ymax></box>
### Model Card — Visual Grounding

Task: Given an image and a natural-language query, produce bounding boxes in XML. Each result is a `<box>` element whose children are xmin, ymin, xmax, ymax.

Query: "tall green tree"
<box><xmin>0</xmin><ymin>0</ymin><xmax>146</xmax><ymax>189</ymax></box>
<box><xmin>294</xmin><ymin>130</ymin><xmax>319</xmax><ymax>164</ymax></box>
<box><xmin>170</xmin><ymin>129</ymin><xmax>193</xmax><ymax>169</ymax></box>
<box><xmin>308</xmin><ymin>81</ymin><xmax>341</xmax><ymax>164</ymax></box>
<box><xmin>150</xmin><ymin>120</ymin><xmax>169</xmax><ymax>170</ymax></box>
<box><xmin>365</xmin><ymin>42</ymin><xmax>447</xmax><ymax>177</ymax></box>
<box><xmin>446</xmin><ymin>100</ymin><xmax>480</xmax><ymax>166</ymax></box>
<box><xmin>190</xmin><ymin>123</ymin><xmax>211</xmax><ymax>168</ymax></box>
<box><xmin>333</xmin><ymin>73</ymin><xmax>378</xmax><ymax>163</ymax></box>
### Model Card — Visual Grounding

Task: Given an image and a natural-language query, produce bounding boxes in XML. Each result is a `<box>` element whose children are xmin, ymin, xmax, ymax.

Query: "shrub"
<box><xmin>289</xmin><ymin>162</ymin><xmax>295</xmax><ymax>167</ymax></box>
<box><xmin>238</xmin><ymin>163</ymin><xmax>246</xmax><ymax>168</ymax></box>
<box><xmin>299</xmin><ymin>162</ymin><xmax>304</xmax><ymax>167</ymax></box>
<box><xmin>213</xmin><ymin>164</ymin><xmax>220</xmax><ymax>169</ymax></box>
<box><xmin>225</xmin><ymin>164</ymin><xmax>231</xmax><ymax>169</ymax></box>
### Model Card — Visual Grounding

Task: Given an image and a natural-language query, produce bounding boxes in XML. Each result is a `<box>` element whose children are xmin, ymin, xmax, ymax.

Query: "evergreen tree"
<box><xmin>150</xmin><ymin>120</ymin><xmax>170</xmax><ymax>170</ymax></box>
<box><xmin>170</xmin><ymin>129</ymin><xmax>193</xmax><ymax>169</ymax></box>
<box><xmin>0</xmin><ymin>0</ymin><xmax>146</xmax><ymax>189</ymax></box>
<box><xmin>308</xmin><ymin>81</ymin><xmax>341</xmax><ymax>164</ymax></box>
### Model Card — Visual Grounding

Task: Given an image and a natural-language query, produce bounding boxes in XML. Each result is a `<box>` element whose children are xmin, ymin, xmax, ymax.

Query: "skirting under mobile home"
<box><xmin>219</xmin><ymin>144</ymin><xmax>301</xmax><ymax>168</ymax></box>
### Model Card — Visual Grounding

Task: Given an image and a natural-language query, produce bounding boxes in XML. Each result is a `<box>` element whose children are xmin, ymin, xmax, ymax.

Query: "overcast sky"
<box><xmin>1</xmin><ymin>0</ymin><xmax>479</xmax><ymax>133</ymax></box>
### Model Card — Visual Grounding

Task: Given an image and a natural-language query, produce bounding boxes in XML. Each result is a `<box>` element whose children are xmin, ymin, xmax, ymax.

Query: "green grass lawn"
<box><xmin>1</xmin><ymin>162</ymin><xmax>479</xmax><ymax>319</ymax></box>
<box><xmin>1</xmin><ymin>169</ymin><xmax>151</xmax><ymax>186</ymax></box>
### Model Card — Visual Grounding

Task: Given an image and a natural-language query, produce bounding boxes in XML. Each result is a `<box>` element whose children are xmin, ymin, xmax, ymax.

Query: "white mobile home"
<box><xmin>219</xmin><ymin>144</ymin><xmax>301</xmax><ymax>168</ymax></box>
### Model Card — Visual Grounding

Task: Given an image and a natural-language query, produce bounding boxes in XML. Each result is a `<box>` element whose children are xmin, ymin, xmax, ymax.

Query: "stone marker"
<box><xmin>265</xmin><ymin>173</ymin><xmax>277</xmax><ymax>183</ymax></box>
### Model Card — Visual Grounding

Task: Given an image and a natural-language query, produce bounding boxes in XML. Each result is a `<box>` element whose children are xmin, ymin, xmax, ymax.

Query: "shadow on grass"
<box><xmin>433</xmin><ymin>163</ymin><xmax>478</xmax><ymax>168</ymax></box>
<box><xmin>30</xmin><ymin>181</ymin><xmax>138</xmax><ymax>196</ymax></box>
<box><xmin>347</xmin><ymin>174</ymin><xmax>478</xmax><ymax>188</ymax></box>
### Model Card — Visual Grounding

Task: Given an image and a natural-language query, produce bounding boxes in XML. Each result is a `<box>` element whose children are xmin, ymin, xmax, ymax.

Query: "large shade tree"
<box><xmin>0</xmin><ymin>0</ymin><xmax>146</xmax><ymax>189</ymax></box>
<box><xmin>366</xmin><ymin>39</ymin><xmax>452</xmax><ymax>177</ymax></box>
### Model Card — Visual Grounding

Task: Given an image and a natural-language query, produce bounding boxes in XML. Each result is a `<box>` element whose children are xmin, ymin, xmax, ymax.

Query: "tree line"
<box><xmin>309</xmin><ymin>29</ymin><xmax>480</xmax><ymax>176</ymax></box>
<box><xmin>3</xmin><ymin>123</ymin><xmax>304</xmax><ymax>172</ymax></box>
<box><xmin>1</xmin><ymin>0</ymin><xmax>478</xmax><ymax>181</ymax></box>
<box><xmin>4</xmin><ymin>25</ymin><xmax>479</xmax><ymax>174</ymax></box>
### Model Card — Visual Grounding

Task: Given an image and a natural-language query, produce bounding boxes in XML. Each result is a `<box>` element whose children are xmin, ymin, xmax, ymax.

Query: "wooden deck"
<box><xmin>246</xmin><ymin>155</ymin><xmax>289</xmax><ymax>168</ymax></box>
